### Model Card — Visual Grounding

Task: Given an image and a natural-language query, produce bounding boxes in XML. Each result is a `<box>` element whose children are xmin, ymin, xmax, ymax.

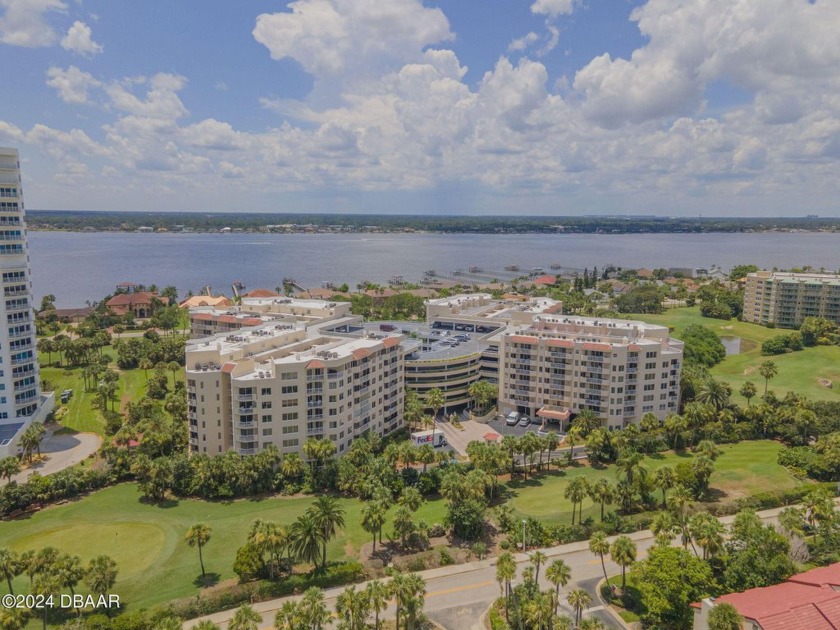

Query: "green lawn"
<box><xmin>0</xmin><ymin>484</ymin><xmax>447</xmax><ymax>610</ymax></box>
<box><xmin>506</xmin><ymin>440</ymin><xmax>804</xmax><ymax>525</ymax></box>
<box><xmin>39</xmin><ymin>346</ymin><xmax>185</xmax><ymax>435</ymax></box>
<box><xmin>631</xmin><ymin>307</ymin><xmax>840</xmax><ymax>404</ymax></box>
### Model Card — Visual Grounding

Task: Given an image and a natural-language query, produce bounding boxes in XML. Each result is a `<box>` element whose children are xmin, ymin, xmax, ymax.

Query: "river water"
<box><xmin>28</xmin><ymin>231</ymin><xmax>840</xmax><ymax>307</ymax></box>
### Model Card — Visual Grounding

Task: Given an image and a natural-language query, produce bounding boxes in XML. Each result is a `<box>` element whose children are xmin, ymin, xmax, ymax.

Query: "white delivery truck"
<box><xmin>410</xmin><ymin>430</ymin><xmax>447</xmax><ymax>448</ymax></box>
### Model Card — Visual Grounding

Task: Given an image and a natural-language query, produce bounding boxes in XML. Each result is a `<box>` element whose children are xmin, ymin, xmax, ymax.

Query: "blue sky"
<box><xmin>1</xmin><ymin>0</ymin><xmax>839</xmax><ymax>216</ymax></box>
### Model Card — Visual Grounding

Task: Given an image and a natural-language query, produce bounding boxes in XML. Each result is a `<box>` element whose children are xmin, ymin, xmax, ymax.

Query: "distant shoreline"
<box><xmin>23</xmin><ymin>210</ymin><xmax>840</xmax><ymax>236</ymax></box>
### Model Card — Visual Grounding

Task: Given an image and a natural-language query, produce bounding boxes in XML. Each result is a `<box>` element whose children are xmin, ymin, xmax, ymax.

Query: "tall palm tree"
<box><xmin>289</xmin><ymin>512</ymin><xmax>323</xmax><ymax>569</ymax></box>
<box><xmin>308</xmin><ymin>496</ymin><xmax>346</xmax><ymax>569</ymax></box>
<box><xmin>668</xmin><ymin>485</ymin><xmax>694</xmax><ymax>549</ymax></box>
<box><xmin>567</xmin><ymin>588</ymin><xmax>592</xmax><ymax>627</ymax></box>
<box><xmin>274</xmin><ymin>601</ymin><xmax>302</xmax><ymax>630</ymax></box>
<box><xmin>545</xmin><ymin>559</ymin><xmax>571</xmax><ymax>616</ymax></box>
<box><xmin>495</xmin><ymin>551</ymin><xmax>516</xmax><ymax>620</ymax></box>
<box><xmin>609</xmin><ymin>535</ymin><xmax>636</xmax><ymax>590</ymax></box>
<box><xmin>522</xmin><ymin>591</ymin><xmax>554</xmax><ymax>630</ymax></box>
<box><xmin>0</xmin><ymin>608</ymin><xmax>29</xmax><ymax>630</ymax></box>
<box><xmin>335</xmin><ymin>585</ymin><xmax>371</xmax><ymax>630</ymax></box>
<box><xmin>365</xmin><ymin>579</ymin><xmax>389</xmax><ymax>630</ymax></box>
<box><xmin>587</xmin><ymin>478</ymin><xmax>614</xmax><ymax>521</ymax></box>
<box><xmin>652</xmin><ymin>466</ymin><xmax>676</xmax><ymax>508</ymax></box>
<box><xmin>298</xmin><ymin>586</ymin><xmax>330</xmax><ymax>629</ymax></box>
<box><xmin>55</xmin><ymin>554</ymin><xmax>84</xmax><ymax>597</ymax></box>
<box><xmin>759</xmin><ymin>360</ymin><xmax>778</xmax><ymax>396</ymax></box>
<box><xmin>564</xmin><ymin>476</ymin><xmax>589</xmax><ymax>525</ymax></box>
<box><xmin>0</xmin><ymin>548</ymin><xmax>20</xmax><ymax>595</ymax></box>
<box><xmin>280</xmin><ymin>452</ymin><xmax>306</xmax><ymax>481</ymax></box>
<box><xmin>688</xmin><ymin>512</ymin><xmax>725</xmax><ymax>560</ymax></box>
<box><xmin>229</xmin><ymin>604</ymin><xmax>262</xmax><ymax>630</ymax></box>
<box><xmin>529</xmin><ymin>550</ymin><xmax>547</xmax><ymax>584</ymax></box>
<box><xmin>361</xmin><ymin>501</ymin><xmax>387</xmax><ymax>554</ymax></box>
<box><xmin>651</xmin><ymin>512</ymin><xmax>678</xmax><ymax>547</ymax></box>
<box><xmin>0</xmin><ymin>456</ymin><xmax>20</xmax><ymax>483</ymax></box>
<box><xmin>740</xmin><ymin>381</ymin><xmax>757</xmax><ymax>406</ymax></box>
<box><xmin>588</xmin><ymin>531</ymin><xmax>611</xmax><ymax>588</ymax></box>
<box><xmin>84</xmin><ymin>555</ymin><xmax>118</xmax><ymax>599</ymax></box>
<box><xmin>185</xmin><ymin>523</ymin><xmax>212</xmax><ymax>578</ymax></box>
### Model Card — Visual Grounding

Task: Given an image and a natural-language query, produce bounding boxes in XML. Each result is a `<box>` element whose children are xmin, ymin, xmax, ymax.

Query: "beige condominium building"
<box><xmin>498</xmin><ymin>315</ymin><xmax>683</xmax><ymax>430</ymax></box>
<box><xmin>186</xmin><ymin>320</ymin><xmax>403</xmax><ymax>457</ymax></box>
<box><xmin>188</xmin><ymin>297</ymin><xmax>351</xmax><ymax>338</ymax></box>
<box><xmin>743</xmin><ymin>271</ymin><xmax>840</xmax><ymax>328</ymax></box>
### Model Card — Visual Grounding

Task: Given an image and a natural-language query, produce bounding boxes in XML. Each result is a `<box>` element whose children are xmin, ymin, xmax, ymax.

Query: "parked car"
<box><xmin>518</xmin><ymin>415</ymin><xmax>531</xmax><ymax>427</ymax></box>
<box><xmin>506</xmin><ymin>412</ymin><xmax>520</xmax><ymax>426</ymax></box>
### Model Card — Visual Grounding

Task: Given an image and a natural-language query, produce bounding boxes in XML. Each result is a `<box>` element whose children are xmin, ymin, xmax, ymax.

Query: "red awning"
<box><xmin>484</xmin><ymin>432</ymin><xmax>501</xmax><ymax>441</ymax></box>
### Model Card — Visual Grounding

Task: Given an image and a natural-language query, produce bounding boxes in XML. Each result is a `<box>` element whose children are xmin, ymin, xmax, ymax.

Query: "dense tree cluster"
<box><xmin>679</xmin><ymin>324</ymin><xmax>727</xmax><ymax>367</ymax></box>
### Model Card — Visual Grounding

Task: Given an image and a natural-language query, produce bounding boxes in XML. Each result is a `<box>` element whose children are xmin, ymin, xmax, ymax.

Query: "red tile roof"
<box><xmin>106</xmin><ymin>292</ymin><xmax>169</xmax><ymax>307</ymax></box>
<box><xmin>790</xmin><ymin>564</ymin><xmax>840</xmax><ymax>589</ymax></box>
<box><xmin>533</xmin><ymin>275</ymin><xmax>557</xmax><ymax>285</ymax></box>
<box><xmin>352</xmin><ymin>348</ymin><xmax>371</xmax><ymax>359</ymax></box>
<box><xmin>383</xmin><ymin>337</ymin><xmax>401</xmax><ymax>348</ymax></box>
<box><xmin>714</xmin><ymin>581</ymin><xmax>840</xmax><ymax>629</ymax></box>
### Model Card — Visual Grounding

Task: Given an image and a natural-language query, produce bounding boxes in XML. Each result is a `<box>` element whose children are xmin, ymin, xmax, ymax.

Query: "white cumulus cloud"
<box><xmin>253</xmin><ymin>0</ymin><xmax>452</xmax><ymax>79</ymax></box>
<box><xmin>46</xmin><ymin>65</ymin><xmax>101</xmax><ymax>104</ymax></box>
<box><xmin>530</xmin><ymin>0</ymin><xmax>576</xmax><ymax>18</ymax></box>
<box><xmin>61</xmin><ymin>20</ymin><xmax>103</xmax><ymax>56</ymax></box>
<box><xmin>0</xmin><ymin>0</ymin><xmax>65</xmax><ymax>47</ymax></box>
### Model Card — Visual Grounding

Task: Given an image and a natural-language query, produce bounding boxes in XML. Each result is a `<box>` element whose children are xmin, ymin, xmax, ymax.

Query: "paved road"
<box><xmin>2</xmin><ymin>430</ymin><xmax>101</xmax><ymax>485</ymax></box>
<box><xmin>184</xmin><ymin>502</ymin><xmax>805</xmax><ymax>630</ymax></box>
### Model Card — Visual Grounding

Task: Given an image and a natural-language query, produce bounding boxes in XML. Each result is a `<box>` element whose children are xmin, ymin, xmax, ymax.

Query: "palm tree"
<box><xmin>229</xmin><ymin>604</ymin><xmax>262</xmax><ymax>630</ymax></box>
<box><xmin>545</xmin><ymin>559</ymin><xmax>572</xmax><ymax>616</ymax></box>
<box><xmin>696</xmin><ymin>378</ymin><xmax>731</xmax><ymax>411</ymax></box>
<box><xmin>193</xmin><ymin>622</ymin><xmax>221</xmax><ymax>630</ymax></box>
<box><xmin>0</xmin><ymin>456</ymin><xmax>19</xmax><ymax>483</ymax></box>
<box><xmin>529</xmin><ymin>550</ymin><xmax>547</xmax><ymax>584</ymax></box>
<box><xmin>564</xmin><ymin>476</ymin><xmax>589</xmax><ymax>525</ymax></box>
<box><xmin>652</xmin><ymin>465</ymin><xmax>676</xmax><ymax>508</ymax></box>
<box><xmin>587</xmin><ymin>478</ymin><xmax>614</xmax><ymax>521</ymax></box>
<box><xmin>0</xmin><ymin>548</ymin><xmax>20</xmax><ymax>594</ymax></box>
<box><xmin>308</xmin><ymin>496</ymin><xmax>346</xmax><ymax>569</ymax></box>
<box><xmin>425</xmin><ymin>387</ymin><xmax>445</xmax><ymax>420</ymax></box>
<box><xmin>403</xmin><ymin>390</ymin><xmax>424</xmax><ymax>431</ymax></box>
<box><xmin>84</xmin><ymin>555</ymin><xmax>118</xmax><ymax>599</ymax></box>
<box><xmin>522</xmin><ymin>591</ymin><xmax>554</xmax><ymax>630</ymax></box>
<box><xmin>668</xmin><ymin>485</ymin><xmax>694</xmax><ymax>549</ymax></box>
<box><xmin>688</xmin><ymin>512</ymin><xmax>725</xmax><ymax>560</ymax></box>
<box><xmin>759</xmin><ymin>360</ymin><xmax>778</xmax><ymax>396</ymax></box>
<box><xmin>588</xmin><ymin>531</ymin><xmax>611</xmax><ymax>588</ymax></box>
<box><xmin>567</xmin><ymin>588</ymin><xmax>592</xmax><ymax>627</ymax></box>
<box><xmin>365</xmin><ymin>579</ymin><xmax>389</xmax><ymax>630</ymax></box>
<box><xmin>335</xmin><ymin>585</ymin><xmax>370</xmax><ymax>630</ymax></box>
<box><xmin>578</xmin><ymin>620</ymin><xmax>606</xmax><ymax>630</ymax></box>
<box><xmin>280</xmin><ymin>452</ymin><xmax>306</xmax><ymax>481</ymax></box>
<box><xmin>740</xmin><ymin>381</ymin><xmax>757</xmax><ymax>406</ymax></box>
<box><xmin>274</xmin><ymin>601</ymin><xmax>302</xmax><ymax>630</ymax></box>
<box><xmin>495</xmin><ymin>551</ymin><xmax>516</xmax><ymax>620</ymax></box>
<box><xmin>290</xmin><ymin>512</ymin><xmax>323</xmax><ymax>569</ymax></box>
<box><xmin>55</xmin><ymin>554</ymin><xmax>84</xmax><ymax>597</ymax></box>
<box><xmin>664</xmin><ymin>414</ymin><xmax>687</xmax><ymax>451</ymax></box>
<box><xmin>185</xmin><ymin>523</ymin><xmax>212</xmax><ymax>578</ymax></box>
<box><xmin>544</xmin><ymin>431</ymin><xmax>560</xmax><ymax>469</ymax></box>
<box><xmin>0</xmin><ymin>608</ymin><xmax>29</xmax><ymax>630</ymax></box>
<box><xmin>361</xmin><ymin>501</ymin><xmax>387</xmax><ymax>554</ymax></box>
<box><xmin>609</xmin><ymin>535</ymin><xmax>636</xmax><ymax>590</ymax></box>
<box><xmin>298</xmin><ymin>586</ymin><xmax>330</xmax><ymax>629</ymax></box>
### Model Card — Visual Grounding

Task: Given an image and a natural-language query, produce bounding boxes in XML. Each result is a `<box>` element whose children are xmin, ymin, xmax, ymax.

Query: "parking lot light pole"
<box><xmin>522</xmin><ymin>519</ymin><xmax>527</xmax><ymax>552</ymax></box>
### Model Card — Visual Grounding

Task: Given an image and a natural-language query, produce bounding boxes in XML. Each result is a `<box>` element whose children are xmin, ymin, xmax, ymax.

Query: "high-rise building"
<box><xmin>744</xmin><ymin>270</ymin><xmax>840</xmax><ymax>328</ymax></box>
<box><xmin>0</xmin><ymin>147</ymin><xmax>55</xmax><ymax>457</ymax></box>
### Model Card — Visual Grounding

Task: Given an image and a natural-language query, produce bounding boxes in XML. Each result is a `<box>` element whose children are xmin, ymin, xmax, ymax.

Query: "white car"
<box><xmin>505</xmin><ymin>412</ymin><xmax>520</xmax><ymax>426</ymax></box>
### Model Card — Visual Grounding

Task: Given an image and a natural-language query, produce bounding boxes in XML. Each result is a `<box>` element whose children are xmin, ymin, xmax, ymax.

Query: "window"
<box><xmin>282</xmin><ymin>438</ymin><xmax>299</xmax><ymax>448</ymax></box>
<box><xmin>261</xmin><ymin>401</ymin><xmax>272</xmax><ymax>409</ymax></box>
<box><xmin>281</xmin><ymin>372</ymin><xmax>297</xmax><ymax>381</ymax></box>
<box><xmin>261</xmin><ymin>387</ymin><xmax>272</xmax><ymax>395</ymax></box>
<box><xmin>282</xmin><ymin>426</ymin><xmax>298</xmax><ymax>434</ymax></box>
<box><xmin>282</xmin><ymin>412</ymin><xmax>299</xmax><ymax>421</ymax></box>
<box><xmin>281</xmin><ymin>398</ymin><xmax>298</xmax><ymax>407</ymax></box>
<box><xmin>262</xmin><ymin>428</ymin><xmax>273</xmax><ymax>436</ymax></box>
<box><xmin>261</xmin><ymin>414</ymin><xmax>272</xmax><ymax>423</ymax></box>
<box><xmin>281</xmin><ymin>385</ymin><xmax>298</xmax><ymax>394</ymax></box>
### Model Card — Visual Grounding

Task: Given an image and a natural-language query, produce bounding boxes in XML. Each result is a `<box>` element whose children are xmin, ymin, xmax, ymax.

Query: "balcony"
<box><xmin>238</xmin><ymin>406</ymin><xmax>254</xmax><ymax>414</ymax></box>
<box><xmin>237</xmin><ymin>394</ymin><xmax>255</xmax><ymax>402</ymax></box>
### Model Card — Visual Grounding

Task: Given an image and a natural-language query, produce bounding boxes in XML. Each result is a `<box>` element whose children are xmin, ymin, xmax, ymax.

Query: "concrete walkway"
<box><xmin>3</xmin><ymin>429</ymin><xmax>101</xmax><ymax>485</ymax></box>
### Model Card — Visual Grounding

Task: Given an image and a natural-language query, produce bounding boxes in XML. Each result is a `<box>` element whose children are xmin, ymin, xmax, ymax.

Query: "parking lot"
<box><xmin>484</xmin><ymin>414</ymin><xmax>565</xmax><ymax>440</ymax></box>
